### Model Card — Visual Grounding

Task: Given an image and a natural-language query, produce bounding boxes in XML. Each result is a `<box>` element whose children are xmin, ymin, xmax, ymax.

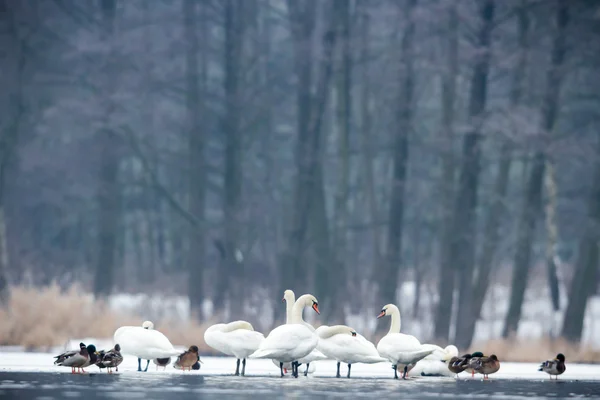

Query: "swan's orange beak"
<box><xmin>312</xmin><ymin>303</ymin><xmax>320</xmax><ymax>314</ymax></box>
<box><xmin>377</xmin><ymin>310</ymin><xmax>386</xmax><ymax>319</ymax></box>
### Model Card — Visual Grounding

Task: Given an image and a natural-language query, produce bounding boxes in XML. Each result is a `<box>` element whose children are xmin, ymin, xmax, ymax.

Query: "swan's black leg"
<box><xmin>235</xmin><ymin>359</ymin><xmax>240</xmax><ymax>376</ymax></box>
<box><xmin>403</xmin><ymin>365</ymin><xmax>408</xmax><ymax>380</ymax></box>
<box><xmin>137</xmin><ymin>358</ymin><xmax>142</xmax><ymax>372</ymax></box>
<box><xmin>144</xmin><ymin>360</ymin><xmax>150</xmax><ymax>372</ymax></box>
<box><xmin>293</xmin><ymin>361</ymin><xmax>299</xmax><ymax>378</ymax></box>
<box><xmin>241</xmin><ymin>359</ymin><xmax>246</xmax><ymax>376</ymax></box>
<box><xmin>336</xmin><ymin>362</ymin><xmax>341</xmax><ymax>378</ymax></box>
<box><xmin>279</xmin><ymin>362</ymin><xmax>284</xmax><ymax>378</ymax></box>
<box><xmin>304</xmin><ymin>363</ymin><xmax>310</xmax><ymax>377</ymax></box>
<box><xmin>347</xmin><ymin>363</ymin><xmax>351</xmax><ymax>378</ymax></box>
<box><xmin>393</xmin><ymin>364</ymin><xmax>398</xmax><ymax>379</ymax></box>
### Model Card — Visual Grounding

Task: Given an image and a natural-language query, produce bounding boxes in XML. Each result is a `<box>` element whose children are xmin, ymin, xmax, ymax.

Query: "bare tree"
<box><xmin>503</xmin><ymin>0</ymin><xmax>569</xmax><ymax>338</ymax></box>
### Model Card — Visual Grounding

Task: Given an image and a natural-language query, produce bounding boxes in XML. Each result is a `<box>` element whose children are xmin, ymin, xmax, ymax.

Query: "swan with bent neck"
<box><xmin>204</xmin><ymin>320</ymin><xmax>265</xmax><ymax>376</ymax></box>
<box><xmin>316</xmin><ymin>325</ymin><xmax>386</xmax><ymax>378</ymax></box>
<box><xmin>250</xmin><ymin>293</ymin><xmax>320</xmax><ymax>378</ymax></box>
<box><xmin>376</xmin><ymin>303</ymin><xmax>434</xmax><ymax>379</ymax></box>
<box><xmin>406</xmin><ymin>344</ymin><xmax>459</xmax><ymax>377</ymax></box>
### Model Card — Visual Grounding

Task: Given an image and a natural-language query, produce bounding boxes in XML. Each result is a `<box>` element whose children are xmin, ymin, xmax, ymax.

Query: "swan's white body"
<box><xmin>408</xmin><ymin>344</ymin><xmax>459</xmax><ymax>377</ymax></box>
<box><xmin>316</xmin><ymin>325</ymin><xmax>387</xmax><ymax>365</ymax></box>
<box><xmin>113</xmin><ymin>326</ymin><xmax>180</xmax><ymax>360</ymax></box>
<box><xmin>251</xmin><ymin>294</ymin><xmax>319</xmax><ymax>364</ymax></box>
<box><xmin>376</xmin><ymin>304</ymin><xmax>434</xmax><ymax>375</ymax></box>
<box><xmin>204</xmin><ymin>321</ymin><xmax>265</xmax><ymax>359</ymax></box>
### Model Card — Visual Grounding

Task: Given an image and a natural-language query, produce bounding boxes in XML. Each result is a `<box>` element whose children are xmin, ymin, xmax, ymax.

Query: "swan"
<box><xmin>316</xmin><ymin>325</ymin><xmax>387</xmax><ymax>378</ymax></box>
<box><xmin>204</xmin><ymin>320</ymin><xmax>265</xmax><ymax>376</ymax></box>
<box><xmin>113</xmin><ymin>320</ymin><xmax>180</xmax><ymax>372</ymax></box>
<box><xmin>376</xmin><ymin>304</ymin><xmax>434</xmax><ymax>379</ymax></box>
<box><xmin>406</xmin><ymin>344</ymin><xmax>459</xmax><ymax>377</ymax></box>
<box><xmin>271</xmin><ymin>289</ymin><xmax>321</xmax><ymax>376</ymax></box>
<box><xmin>250</xmin><ymin>293</ymin><xmax>320</xmax><ymax>378</ymax></box>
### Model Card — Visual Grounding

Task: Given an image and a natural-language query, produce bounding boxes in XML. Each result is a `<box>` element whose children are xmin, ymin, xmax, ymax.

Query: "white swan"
<box><xmin>406</xmin><ymin>344</ymin><xmax>459</xmax><ymax>377</ymax></box>
<box><xmin>250</xmin><ymin>293</ymin><xmax>320</xmax><ymax>378</ymax></box>
<box><xmin>204</xmin><ymin>320</ymin><xmax>265</xmax><ymax>376</ymax></box>
<box><xmin>376</xmin><ymin>304</ymin><xmax>434</xmax><ymax>379</ymax></box>
<box><xmin>316</xmin><ymin>325</ymin><xmax>387</xmax><ymax>378</ymax></box>
<box><xmin>271</xmin><ymin>289</ymin><xmax>321</xmax><ymax>376</ymax></box>
<box><xmin>114</xmin><ymin>320</ymin><xmax>180</xmax><ymax>372</ymax></box>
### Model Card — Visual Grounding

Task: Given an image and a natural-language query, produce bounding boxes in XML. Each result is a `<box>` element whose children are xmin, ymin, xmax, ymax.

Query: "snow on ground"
<box><xmin>1</xmin><ymin>351</ymin><xmax>599</xmax><ymax>381</ymax></box>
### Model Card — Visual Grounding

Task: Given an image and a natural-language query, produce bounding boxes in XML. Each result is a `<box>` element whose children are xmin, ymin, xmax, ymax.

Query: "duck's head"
<box><xmin>142</xmin><ymin>320</ymin><xmax>154</xmax><ymax>330</ymax></box>
<box><xmin>86</xmin><ymin>344</ymin><xmax>97</xmax><ymax>354</ymax></box>
<box><xmin>376</xmin><ymin>304</ymin><xmax>396</xmax><ymax>319</ymax></box>
<box><xmin>471</xmin><ymin>351</ymin><xmax>484</xmax><ymax>358</ymax></box>
<box><xmin>79</xmin><ymin>342</ymin><xmax>86</xmax><ymax>349</ymax></box>
<box><xmin>351</xmin><ymin>330</ymin><xmax>357</xmax><ymax>337</ymax></box>
<box><xmin>114</xmin><ymin>344</ymin><xmax>121</xmax><ymax>352</ymax></box>
<box><xmin>282</xmin><ymin>289</ymin><xmax>295</xmax><ymax>304</ymax></box>
<box><xmin>489</xmin><ymin>354</ymin><xmax>498</xmax><ymax>361</ymax></box>
<box><xmin>556</xmin><ymin>353</ymin><xmax>565</xmax><ymax>362</ymax></box>
<box><xmin>188</xmin><ymin>345</ymin><xmax>199</xmax><ymax>353</ymax></box>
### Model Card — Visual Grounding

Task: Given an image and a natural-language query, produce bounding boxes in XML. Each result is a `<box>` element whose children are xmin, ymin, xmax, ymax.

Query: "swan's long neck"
<box><xmin>223</xmin><ymin>321</ymin><xmax>254</xmax><ymax>332</ymax></box>
<box><xmin>318</xmin><ymin>325</ymin><xmax>353</xmax><ymax>339</ymax></box>
<box><xmin>291</xmin><ymin>294</ymin><xmax>311</xmax><ymax>324</ymax></box>
<box><xmin>285</xmin><ymin>294</ymin><xmax>296</xmax><ymax>324</ymax></box>
<box><xmin>388</xmin><ymin>305</ymin><xmax>401</xmax><ymax>335</ymax></box>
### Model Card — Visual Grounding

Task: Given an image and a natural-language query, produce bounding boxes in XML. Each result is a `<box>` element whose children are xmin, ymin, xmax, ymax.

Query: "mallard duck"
<box><xmin>174</xmin><ymin>345</ymin><xmax>201</xmax><ymax>371</ymax></box>
<box><xmin>96</xmin><ymin>344</ymin><xmax>123</xmax><ymax>373</ymax></box>
<box><xmin>465</xmin><ymin>351</ymin><xmax>484</xmax><ymax>377</ymax></box>
<box><xmin>448</xmin><ymin>353</ymin><xmax>473</xmax><ymax>377</ymax></box>
<box><xmin>539</xmin><ymin>353</ymin><xmax>566</xmax><ymax>380</ymax></box>
<box><xmin>173</xmin><ymin>356</ymin><xmax>201</xmax><ymax>370</ymax></box>
<box><xmin>153</xmin><ymin>357</ymin><xmax>171</xmax><ymax>370</ymax></box>
<box><xmin>473</xmin><ymin>354</ymin><xmax>500</xmax><ymax>379</ymax></box>
<box><xmin>54</xmin><ymin>343</ymin><xmax>95</xmax><ymax>374</ymax></box>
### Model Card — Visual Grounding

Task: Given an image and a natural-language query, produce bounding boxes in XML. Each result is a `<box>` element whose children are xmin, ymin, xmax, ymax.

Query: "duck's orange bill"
<box><xmin>377</xmin><ymin>311</ymin><xmax>386</xmax><ymax>319</ymax></box>
<box><xmin>312</xmin><ymin>303</ymin><xmax>320</xmax><ymax>314</ymax></box>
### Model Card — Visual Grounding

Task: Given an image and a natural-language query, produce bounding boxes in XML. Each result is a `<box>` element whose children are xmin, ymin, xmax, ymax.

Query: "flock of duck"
<box><xmin>53</xmin><ymin>289</ymin><xmax>567</xmax><ymax>380</ymax></box>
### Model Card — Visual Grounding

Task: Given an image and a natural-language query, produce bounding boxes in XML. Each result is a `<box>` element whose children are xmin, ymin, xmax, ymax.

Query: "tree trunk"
<box><xmin>279</xmin><ymin>0</ymin><xmax>317</xmax><ymax>300</ymax></box>
<box><xmin>433</xmin><ymin>2</ymin><xmax>458</xmax><ymax>343</ymax></box>
<box><xmin>377</xmin><ymin>0</ymin><xmax>416</xmax><ymax>310</ymax></box>
<box><xmin>465</xmin><ymin>1</ymin><xmax>529</xmax><ymax>347</ymax></box>
<box><xmin>452</xmin><ymin>0</ymin><xmax>495</xmax><ymax>348</ymax></box>
<box><xmin>93</xmin><ymin>0</ymin><xmax>120</xmax><ymax>298</ymax></box>
<box><xmin>183</xmin><ymin>0</ymin><xmax>206</xmax><ymax>320</ymax></box>
<box><xmin>503</xmin><ymin>0</ymin><xmax>569</xmax><ymax>338</ymax></box>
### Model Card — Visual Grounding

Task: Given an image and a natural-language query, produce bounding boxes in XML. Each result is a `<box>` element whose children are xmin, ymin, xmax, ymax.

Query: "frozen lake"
<box><xmin>1</xmin><ymin>353</ymin><xmax>599</xmax><ymax>399</ymax></box>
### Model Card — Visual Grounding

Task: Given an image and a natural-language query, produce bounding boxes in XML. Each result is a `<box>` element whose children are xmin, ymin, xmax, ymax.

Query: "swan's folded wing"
<box><xmin>250</xmin><ymin>326</ymin><xmax>311</xmax><ymax>359</ymax></box>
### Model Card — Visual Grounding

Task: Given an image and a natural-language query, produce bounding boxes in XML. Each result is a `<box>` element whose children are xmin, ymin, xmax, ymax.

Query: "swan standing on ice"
<box><xmin>316</xmin><ymin>325</ymin><xmax>386</xmax><ymax>378</ymax></box>
<box><xmin>250</xmin><ymin>293</ymin><xmax>320</xmax><ymax>378</ymax></box>
<box><xmin>113</xmin><ymin>320</ymin><xmax>181</xmax><ymax>372</ymax></box>
<box><xmin>376</xmin><ymin>304</ymin><xmax>434</xmax><ymax>379</ymax></box>
<box><xmin>204</xmin><ymin>320</ymin><xmax>265</xmax><ymax>376</ymax></box>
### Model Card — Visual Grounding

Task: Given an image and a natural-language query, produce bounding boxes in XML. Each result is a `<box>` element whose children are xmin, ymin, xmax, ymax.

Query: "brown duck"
<box><xmin>174</xmin><ymin>345</ymin><xmax>200</xmax><ymax>371</ymax></box>
<box><xmin>448</xmin><ymin>353</ymin><xmax>473</xmax><ymax>377</ymax></box>
<box><xmin>539</xmin><ymin>353</ymin><xmax>566</xmax><ymax>380</ymax></box>
<box><xmin>473</xmin><ymin>354</ymin><xmax>500</xmax><ymax>379</ymax></box>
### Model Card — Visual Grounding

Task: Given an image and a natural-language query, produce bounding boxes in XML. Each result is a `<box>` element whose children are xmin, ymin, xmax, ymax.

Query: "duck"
<box><xmin>539</xmin><ymin>353</ymin><xmax>566</xmax><ymax>380</ymax></box>
<box><xmin>316</xmin><ymin>325</ymin><xmax>386</xmax><ymax>378</ymax></box>
<box><xmin>250</xmin><ymin>293</ymin><xmax>320</xmax><ymax>378</ymax></box>
<box><xmin>153</xmin><ymin>357</ymin><xmax>171</xmax><ymax>370</ymax></box>
<box><xmin>465</xmin><ymin>351</ymin><xmax>484</xmax><ymax>377</ymax></box>
<box><xmin>447</xmin><ymin>353</ymin><xmax>473</xmax><ymax>377</ymax></box>
<box><xmin>96</xmin><ymin>344</ymin><xmax>123</xmax><ymax>373</ymax></box>
<box><xmin>204</xmin><ymin>320</ymin><xmax>265</xmax><ymax>376</ymax></box>
<box><xmin>406</xmin><ymin>344</ymin><xmax>459</xmax><ymax>377</ymax></box>
<box><xmin>174</xmin><ymin>356</ymin><xmax>201</xmax><ymax>370</ymax></box>
<box><xmin>376</xmin><ymin>304</ymin><xmax>434</xmax><ymax>379</ymax></box>
<box><xmin>113</xmin><ymin>320</ymin><xmax>181</xmax><ymax>372</ymax></box>
<box><xmin>473</xmin><ymin>354</ymin><xmax>500</xmax><ymax>379</ymax></box>
<box><xmin>173</xmin><ymin>345</ymin><xmax>201</xmax><ymax>371</ymax></box>
<box><xmin>54</xmin><ymin>343</ymin><xmax>97</xmax><ymax>374</ymax></box>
